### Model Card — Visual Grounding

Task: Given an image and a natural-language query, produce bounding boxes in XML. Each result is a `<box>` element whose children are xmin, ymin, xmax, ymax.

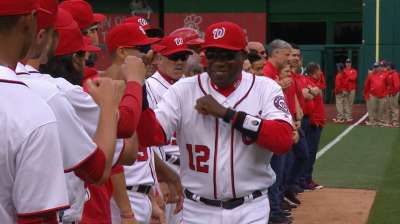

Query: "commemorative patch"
<box><xmin>273</xmin><ymin>95</ymin><xmax>290</xmax><ymax>114</ymax></box>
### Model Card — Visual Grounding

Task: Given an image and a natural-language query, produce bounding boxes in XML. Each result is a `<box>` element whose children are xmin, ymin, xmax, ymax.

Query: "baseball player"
<box><xmin>58</xmin><ymin>0</ymin><xmax>106</xmax><ymax>90</ymax></box>
<box><xmin>21</xmin><ymin>9</ymin><xmax>143</xmax><ymax>222</ymax></box>
<box><xmin>145</xmin><ymin>34</ymin><xmax>196</xmax><ymax>224</ymax></box>
<box><xmin>0</xmin><ymin>0</ymin><xmax>69</xmax><ymax>223</ymax></box>
<box><xmin>104</xmin><ymin>23</ymin><xmax>183</xmax><ymax>224</ymax></box>
<box><xmin>137</xmin><ymin>21</ymin><xmax>294</xmax><ymax>224</ymax></box>
<box><xmin>170</xmin><ymin>27</ymin><xmax>205</xmax><ymax>77</ymax></box>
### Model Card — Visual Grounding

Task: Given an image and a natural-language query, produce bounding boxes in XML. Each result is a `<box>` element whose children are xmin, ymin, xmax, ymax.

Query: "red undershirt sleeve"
<box><xmin>117</xmin><ymin>81</ymin><xmax>143</xmax><ymax>138</ymax></box>
<box><xmin>74</xmin><ymin>148</ymin><xmax>106</xmax><ymax>184</ymax></box>
<box><xmin>137</xmin><ymin>109</ymin><xmax>167</xmax><ymax>147</ymax></box>
<box><xmin>256</xmin><ymin>120</ymin><xmax>294</xmax><ymax>155</ymax></box>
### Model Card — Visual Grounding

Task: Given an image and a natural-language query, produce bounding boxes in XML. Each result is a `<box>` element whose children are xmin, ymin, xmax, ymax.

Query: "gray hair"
<box><xmin>268</xmin><ymin>39</ymin><xmax>292</xmax><ymax>56</ymax></box>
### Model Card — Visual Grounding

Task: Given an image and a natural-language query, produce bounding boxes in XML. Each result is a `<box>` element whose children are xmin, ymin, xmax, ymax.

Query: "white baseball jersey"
<box><xmin>25</xmin><ymin>65</ymin><xmax>124</xmax><ymax>166</ymax></box>
<box><xmin>16</xmin><ymin>63</ymin><xmax>96</xmax><ymax>171</ymax></box>
<box><xmin>153</xmin><ymin>71</ymin><xmax>292</xmax><ymax>200</ymax></box>
<box><xmin>146</xmin><ymin>71</ymin><xmax>180</xmax><ymax>160</ymax></box>
<box><xmin>23</xmin><ymin>65</ymin><xmax>124</xmax><ymax>222</ymax></box>
<box><xmin>0</xmin><ymin>66</ymin><xmax>69</xmax><ymax>223</ymax></box>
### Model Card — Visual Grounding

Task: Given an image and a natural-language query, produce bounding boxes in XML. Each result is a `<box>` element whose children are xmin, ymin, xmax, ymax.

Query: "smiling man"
<box><xmin>137</xmin><ymin>21</ymin><xmax>294</xmax><ymax>224</ymax></box>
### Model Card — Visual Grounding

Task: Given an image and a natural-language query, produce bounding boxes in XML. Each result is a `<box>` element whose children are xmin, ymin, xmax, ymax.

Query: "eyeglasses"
<box><xmin>205</xmin><ymin>49</ymin><xmax>239</xmax><ymax>61</ymax></box>
<box><xmin>167</xmin><ymin>52</ymin><xmax>190</xmax><ymax>62</ymax></box>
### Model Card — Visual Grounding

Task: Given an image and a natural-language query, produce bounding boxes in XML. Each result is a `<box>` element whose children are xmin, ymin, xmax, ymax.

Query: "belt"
<box><xmin>165</xmin><ymin>154</ymin><xmax>180</xmax><ymax>166</ymax></box>
<box><xmin>126</xmin><ymin>185</ymin><xmax>152</xmax><ymax>195</ymax></box>
<box><xmin>184</xmin><ymin>189</ymin><xmax>266</xmax><ymax>210</ymax></box>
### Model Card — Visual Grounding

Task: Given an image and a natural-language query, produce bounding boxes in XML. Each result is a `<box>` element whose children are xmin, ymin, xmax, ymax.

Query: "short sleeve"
<box><xmin>65</xmin><ymin>87</ymin><xmax>100</xmax><ymax>138</ymax></box>
<box><xmin>262</xmin><ymin>81</ymin><xmax>293</xmax><ymax>125</ymax></box>
<box><xmin>47</xmin><ymin>93</ymin><xmax>97</xmax><ymax>171</ymax></box>
<box><xmin>153</xmin><ymin>87</ymin><xmax>181</xmax><ymax>140</ymax></box>
<box><xmin>14</xmin><ymin>123</ymin><xmax>69</xmax><ymax>216</ymax></box>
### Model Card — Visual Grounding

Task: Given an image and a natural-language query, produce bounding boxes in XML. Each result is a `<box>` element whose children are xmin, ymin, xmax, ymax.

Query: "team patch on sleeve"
<box><xmin>273</xmin><ymin>95</ymin><xmax>290</xmax><ymax>114</ymax></box>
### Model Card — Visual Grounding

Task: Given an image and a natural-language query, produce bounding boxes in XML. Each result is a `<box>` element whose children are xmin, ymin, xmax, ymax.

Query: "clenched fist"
<box><xmin>86</xmin><ymin>78</ymin><xmax>126</xmax><ymax>109</ymax></box>
<box><xmin>121</xmin><ymin>55</ymin><xmax>146</xmax><ymax>84</ymax></box>
<box><xmin>195</xmin><ymin>95</ymin><xmax>227</xmax><ymax>118</ymax></box>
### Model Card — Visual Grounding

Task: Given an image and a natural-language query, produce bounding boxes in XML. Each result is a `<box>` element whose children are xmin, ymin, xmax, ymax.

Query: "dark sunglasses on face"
<box><xmin>167</xmin><ymin>52</ymin><xmax>190</xmax><ymax>62</ymax></box>
<box><xmin>135</xmin><ymin>45</ymin><xmax>151</xmax><ymax>54</ymax></box>
<box><xmin>205</xmin><ymin>49</ymin><xmax>239</xmax><ymax>61</ymax></box>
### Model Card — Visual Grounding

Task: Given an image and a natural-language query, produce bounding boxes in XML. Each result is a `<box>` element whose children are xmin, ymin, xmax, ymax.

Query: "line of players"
<box><xmin>0</xmin><ymin>1</ymin><xmax>328</xmax><ymax>224</ymax></box>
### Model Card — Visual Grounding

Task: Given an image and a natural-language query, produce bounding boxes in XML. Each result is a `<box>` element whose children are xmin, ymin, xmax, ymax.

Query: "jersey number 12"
<box><xmin>186</xmin><ymin>144</ymin><xmax>210</xmax><ymax>173</ymax></box>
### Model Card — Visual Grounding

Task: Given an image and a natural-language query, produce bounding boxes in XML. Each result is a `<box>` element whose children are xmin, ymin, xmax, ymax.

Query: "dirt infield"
<box><xmin>292</xmin><ymin>188</ymin><xmax>376</xmax><ymax>224</ymax></box>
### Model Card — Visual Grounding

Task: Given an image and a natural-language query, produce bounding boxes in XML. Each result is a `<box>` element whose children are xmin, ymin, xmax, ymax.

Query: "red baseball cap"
<box><xmin>106</xmin><ymin>23</ymin><xmax>160</xmax><ymax>53</ymax></box>
<box><xmin>0</xmin><ymin>0</ymin><xmax>51</xmax><ymax>16</ymax></box>
<box><xmin>170</xmin><ymin>27</ymin><xmax>204</xmax><ymax>46</ymax></box>
<box><xmin>202</xmin><ymin>21</ymin><xmax>247</xmax><ymax>51</ymax></box>
<box><xmin>55</xmin><ymin>20</ymin><xmax>86</xmax><ymax>56</ymax></box>
<box><xmin>55</xmin><ymin>7</ymin><xmax>76</xmax><ymax>30</ymax></box>
<box><xmin>59</xmin><ymin>0</ymin><xmax>105</xmax><ymax>30</ymax></box>
<box><xmin>122</xmin><ymin>16</ymin><xmax>152</xmax><ymax>30</ymax></box>
<box><xmin>36</xmin><ymin>0</ymin><xmax>58</xmax><ymax>31</ymax></box>
<box><xmin>152</xmin><ymin>35</ymin><xmax>192</xmax><ymax>56</ymax></box>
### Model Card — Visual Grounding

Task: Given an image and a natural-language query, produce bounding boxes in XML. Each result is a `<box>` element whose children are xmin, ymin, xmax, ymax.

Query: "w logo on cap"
<box><xmin>138</xmin><ymin>18</ymin><xmax>148</xmax><ymax>26</ymax></box>
<box><xmin>174</xmin><ymin>37</ymin><xmax>184</xmax><ymax>46</ymax></box>
<box><xmin>212</xmin><ymin>27</ymin><xmax>225</xmax><ymax>40</ymax></box>
<box><xmin>139</xmin><ymin>26</ymin><xmax>146</xmax><ymax>35</ymax></box>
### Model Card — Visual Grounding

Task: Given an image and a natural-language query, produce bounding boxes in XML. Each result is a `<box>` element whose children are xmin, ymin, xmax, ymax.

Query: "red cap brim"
<box><xmin>93</xmin><ymin>13</ymin><xmax>106</xmax><ymax>23</ymax></box>
<box><xmin>201</xmin><ymin>43</ymin><xmax>243</xmax><ymax>51</ymax></box>
<box><xmin>135</xmin><ymin>37</ymin><xmax>161</xmax><ymax>46</ymax></box>
<box><xmin>187</xmin><ymin>38</ymin><xmax>204</xmax><ymax>46</ymax></box>
<box><xmin>161</xmin><ymin>48</ymin><xmax>193</xmax><ymax>56</ymax></box>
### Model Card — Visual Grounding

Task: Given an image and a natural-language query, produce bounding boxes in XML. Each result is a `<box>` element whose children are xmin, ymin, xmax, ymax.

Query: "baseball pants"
<box><xmin>388</xmin><ymin>93</ymin><xmax>399</xmax><ymax>125</ymax></box>
<box><xmin>335</xmin><ymin>92</ymin><xmax>347</xmax><ymax>120</ymax></box>
<box><xmin>345</xmin><ymin>90</ymin><xmax>356</xmax><ymax>120</ymax></box>
<box><xmin>182</xmin><ymin>195</ymin><xmax>270</xmax><ymax>224</ymax></box>
<box><xmin>369</xmin><ymin>95</ymin><xmax>388</xmax><ymax>125</ymax></box>
<box><xmin>111</xmin><ymin>191</ymin><xmax>152</xmax><ymax>224</ymax></box>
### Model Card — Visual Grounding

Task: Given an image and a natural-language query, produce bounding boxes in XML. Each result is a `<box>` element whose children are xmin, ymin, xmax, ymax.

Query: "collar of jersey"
<box><xmin>158</xmin><ymin>70</ymin><xmax>178</xmax><ymax>85</ymax></box>
<box><xmin>0</xmin><ymin>65</ymin><xmax>18</xmax><ymax>80</ymax></box>
<box><xmin>210</xmin><ymin>73</ymin><xmax>242</xmax><ymax>97</ymax></box>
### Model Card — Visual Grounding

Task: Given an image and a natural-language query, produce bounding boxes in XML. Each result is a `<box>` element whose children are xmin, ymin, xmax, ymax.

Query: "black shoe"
<box><xmin>291</xmin><ymin>185</ymin><xmax>304</xmax><ymax>194</ymax></box>
<box><xmin>268</xmin><ymin>215</ymin><xmax>292</xmax><ymax>224</ymax></box>
<box><xmin>285</xmin><ymin>192</ymin><xmax>301</xmax><ymax>205</ymax></box>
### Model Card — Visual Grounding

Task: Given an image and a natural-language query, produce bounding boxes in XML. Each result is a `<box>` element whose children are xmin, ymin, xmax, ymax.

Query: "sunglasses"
<box><xmin>167</xmin><ymin>52</ymin><xmax>190</xmax><ymax>62</ymax></box>
<box><xmin>205</xmin><ymin>50</ymin><xmax>239</xmax><ymax>61</ymax></box>
<box><xmin>135</xmin><ymin>45</ymin><xmax>151</xmax><ymax>54</ymax></box>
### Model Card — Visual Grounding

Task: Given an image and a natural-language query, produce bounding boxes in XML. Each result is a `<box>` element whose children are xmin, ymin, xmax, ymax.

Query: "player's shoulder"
<box><xmin>0</xmin><ymin>81</ymin><xmax>56</xmax><ymax>140</ymax></box>
<box><xmin>18</xmin><ymin>75</ymin><xmax>60</xmax><ymax>101</ymax></box>
<box><xmin>169</xmin><ymin>73</ymin><xmax>201</xmax><ymax>90</ymax></box>
<box><xmin>248</xmin><ymin>72</ymin><xmax>282</xmax><ymax>93</ymax></box>
<box><xmin>146</xmin><ymin>72</ymin><xmax>170</xmax><ymax>89</ymax></box>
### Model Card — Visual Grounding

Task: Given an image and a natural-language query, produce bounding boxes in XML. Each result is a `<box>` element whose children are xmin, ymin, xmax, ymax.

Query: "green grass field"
<box><xmin>313</xmin><ymin>123</ymin><xmax>400</xmax><ymax>223</ymax></box>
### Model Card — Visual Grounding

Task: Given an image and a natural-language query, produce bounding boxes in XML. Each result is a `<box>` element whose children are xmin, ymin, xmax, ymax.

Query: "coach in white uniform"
<box><xmin>137</xmin><ymin>21</ymin><xmax>294</xmax><ymax>224</ymax></box>
<box><xmin>0</xmin><ymin>1</ymin><xmax>69</xmax><ymax>223</ymax></box>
